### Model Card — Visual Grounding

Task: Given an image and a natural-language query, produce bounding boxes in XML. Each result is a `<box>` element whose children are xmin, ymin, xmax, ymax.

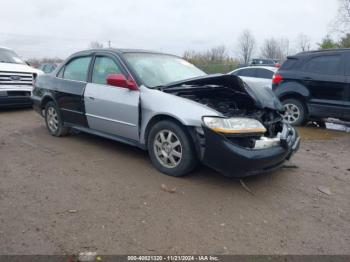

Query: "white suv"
<box><xmin>0</xmin><ymin>46</ymin><xmax>42</xmax><ymax>108</ymax></box>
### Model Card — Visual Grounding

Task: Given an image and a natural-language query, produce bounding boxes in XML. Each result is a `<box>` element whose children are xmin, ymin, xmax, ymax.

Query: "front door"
<box><xmin>84</xmin><ymin>55</ymin><xmax>140</xmax><ymax>141</ymax></box>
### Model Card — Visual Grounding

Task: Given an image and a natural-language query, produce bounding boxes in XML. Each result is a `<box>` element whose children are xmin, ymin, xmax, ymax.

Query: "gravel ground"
<box><xmin>0</xmin><ymin>109</ymin><xmax>349</xmax><ymax>255</ymax></box>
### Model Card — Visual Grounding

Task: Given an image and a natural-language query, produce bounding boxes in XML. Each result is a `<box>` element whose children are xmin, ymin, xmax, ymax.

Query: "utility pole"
<box><xmin>108</xmin><ymin>40</ymin><xmax>111</xmax><ymax>48</ymax></box>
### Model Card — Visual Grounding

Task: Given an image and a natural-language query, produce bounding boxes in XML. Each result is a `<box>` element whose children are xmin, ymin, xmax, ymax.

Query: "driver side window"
<box><xmin>92</xmin><ymin>56</ymin><xmax>123</xmax><ymax>85</ymax></box>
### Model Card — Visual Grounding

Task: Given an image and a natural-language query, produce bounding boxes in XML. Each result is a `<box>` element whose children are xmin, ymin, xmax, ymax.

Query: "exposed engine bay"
<box><xmin>164</xmin><ymin>85</ymin><xmax>283</xmax><ymax>137</ymax></box>
<box><xmin>163</xmin><ymin>81</ymin><xmax>285</xmax><ymax>149</ymax></box>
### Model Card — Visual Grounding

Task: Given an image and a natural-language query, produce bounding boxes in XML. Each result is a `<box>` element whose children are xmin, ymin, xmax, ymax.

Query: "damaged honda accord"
<box><xmin>31</xmin><ymin>49</ymin><xmax>300</xmax><ymax>177</ymax></box>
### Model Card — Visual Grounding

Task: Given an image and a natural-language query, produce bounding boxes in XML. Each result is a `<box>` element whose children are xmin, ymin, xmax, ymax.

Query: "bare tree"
<box><xmin>183</xmin><ymin>46</ymin><xmax>238</xmax><ymax>74</ymax></box>
<box><xmin>333</xmin><ymin>0</ymin><xmax>350</xmax><ymax>33</ymax></box>
<box><xmin>89</xmin><ymin>41</ymin><xmax>104</xmax><ymax>49</ymax></box>
<box><xmin>260</xmin><ymin>37</ymin><xmax>290</xmax><ymax>61</ymax></box>
<box><xmin>279</xmin><ymin>38</ymin><xmax>290</xmax><ymax>61</ymax></box>
<box><xmin>207</xmin><ymin>45</ymin><xmax>229</xmax><ymax>62</ymax></box>
<box><xmin>237</xmin><ymin>30</ymin><xmax>256</xmax><ymax>65</ymax></box>
<box><xmin>296</xmin><ymin>34</ymin><xmax>311</xmax><ymax>52</ymax></box>
<box><xmin>260</xmin><ymin>38</ymin><xmax>280</xmax><ymax>59</ymax></box>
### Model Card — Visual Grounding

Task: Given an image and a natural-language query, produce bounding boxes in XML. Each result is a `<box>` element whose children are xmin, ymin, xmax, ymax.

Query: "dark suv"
<box><xmin>272</xmin><ymin>49</ymin><xmax>350</xmax><ymax>126</ymax></box>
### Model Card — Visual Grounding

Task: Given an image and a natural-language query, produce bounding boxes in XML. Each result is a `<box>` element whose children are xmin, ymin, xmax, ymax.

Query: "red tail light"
<box><xmin>272</xmin><ymin>73</ymin><xmax>283</xmax><ymax>85</ymax></box>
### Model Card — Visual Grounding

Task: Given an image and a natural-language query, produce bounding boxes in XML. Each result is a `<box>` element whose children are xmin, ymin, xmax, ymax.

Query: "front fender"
<box><xmin>139</xmin><ymin>86</ymin><xmax>220</xmax><ymax>145</ymax></box>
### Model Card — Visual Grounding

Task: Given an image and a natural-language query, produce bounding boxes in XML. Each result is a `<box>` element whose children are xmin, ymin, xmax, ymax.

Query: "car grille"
<box><xmin>0</xmin><ymin>71</ymin><xmax>34</xmax><ymax>86</ymax></box>
<box><xmin>7</xmin><ymin>91</ymin><xmax>31</xmax><ymax>97</ymax></box>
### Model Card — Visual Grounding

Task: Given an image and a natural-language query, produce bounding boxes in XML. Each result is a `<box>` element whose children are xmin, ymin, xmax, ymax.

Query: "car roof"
<box><xmin>294</xmin><ymin>48</ymin><xmax>350</xmax><ymax>57</ymax></box>
<box><xmin>230</xmin><ymin>66</ymin><xmax>278</xmax><ymax>74</ymax></box>
<box><xmin>0</xmin><ymin>46</ymin><xmax>11</xmax><ymax>50</ymax></box>
<box><xmin>71</xmin><ymin>48</ymin><xmax>177</xmax><ymax>57</ymax></box>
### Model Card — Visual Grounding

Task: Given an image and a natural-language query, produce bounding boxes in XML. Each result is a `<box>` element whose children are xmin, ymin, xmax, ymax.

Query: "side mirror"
<box><xmin>106</xmin><ymin>74</ymin><xmax>138</xmax><ymax>90</ymax></box>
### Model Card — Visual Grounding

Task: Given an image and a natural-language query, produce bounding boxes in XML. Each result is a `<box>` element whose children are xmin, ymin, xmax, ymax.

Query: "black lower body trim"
<box><xmin>0</xmin><ymin>96</ymin><xmax>32</xmax><ymax>108</ymax></box>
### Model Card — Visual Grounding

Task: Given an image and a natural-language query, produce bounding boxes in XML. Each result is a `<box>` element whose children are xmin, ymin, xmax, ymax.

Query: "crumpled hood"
<box><xmin>165</xmin><ymin>74</ymin><xmax>284</xmax><ymax>112</ymax></box>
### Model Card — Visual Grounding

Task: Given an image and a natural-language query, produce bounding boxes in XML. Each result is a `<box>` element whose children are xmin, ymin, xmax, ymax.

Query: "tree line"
<box><xmin>185</xmin><ymin>0</ymin><xmax>350</xmax><ymax>73</ymax></box>
<box><xmin>29</xmin><ymin>0</ymin><xmax>350</xmax><ymax>74</ymax></box>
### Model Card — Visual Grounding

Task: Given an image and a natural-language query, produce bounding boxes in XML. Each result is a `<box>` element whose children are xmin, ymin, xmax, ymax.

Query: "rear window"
<box><xmin>255</xmin><ymin>69</ymin><xmax>274</xmax><ymax>79</ymax></box>
<box><xmin>303</xmin><ymin>55</ymin><xmax>342</xmax><ymax>75</ymax></box>
<box><xmin>280</xmin><ymin>58</ymin><xmax>299</xmax><ymax>70</ymax></box>
<box><xmin>235</xmin><ymin>68</ymin><xmax>256</xmax><ymax>77</ymax></box>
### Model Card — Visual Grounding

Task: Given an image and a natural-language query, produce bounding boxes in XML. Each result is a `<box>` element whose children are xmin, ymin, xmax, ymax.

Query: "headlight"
<box><xmin>203</xmin><ymin>117</ymin><xmax>267</xmax><ymax>134</ymax></box>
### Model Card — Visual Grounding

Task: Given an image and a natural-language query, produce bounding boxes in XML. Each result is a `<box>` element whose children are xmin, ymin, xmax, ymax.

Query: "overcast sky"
<box><xmin>0</xmin><ymin>0</ymin><xmax>339</xmax><ymax>59</ymax></box>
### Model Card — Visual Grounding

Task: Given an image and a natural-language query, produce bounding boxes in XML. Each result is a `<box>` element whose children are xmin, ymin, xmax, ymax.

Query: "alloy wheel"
<box><xmin>153</xmin><ymin>130</ymin><xmax>183</xmax><ymax>169</ymax></box>
<box><xmin>47</xmin><ymin>107</ymin><xmax>59</xmax><ymax>133</ymax></box>
<box><xmin>283</xmin><ymin>103</ymin><xmax>301</xmax><ymax>124</ymax></box>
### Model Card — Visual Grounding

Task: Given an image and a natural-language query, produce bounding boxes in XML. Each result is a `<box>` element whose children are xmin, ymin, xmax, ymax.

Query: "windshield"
<box><xmin>0</xmin><ymin>48</ymin><xmax>25</xmax><ymax>64</ymax></box>
<box><xmin>123</xmin><ymin>53</ymin><xmax>206</xmax><ymax>88</ymax></box>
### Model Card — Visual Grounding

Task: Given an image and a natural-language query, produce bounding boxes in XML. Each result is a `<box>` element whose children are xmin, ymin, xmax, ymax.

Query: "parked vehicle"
<box><xmin>273</xmin><ymin>48</ymin><xmax>350</xmax><ymax>126</ymax></box>
<box><xmin>230</xmin><ymin>66</ymin><xmax>278</xmax><ymax>89</ymax></box>
<box><xmin>39</xmin><ymin>63</ymin><xmax>59</xmax><ymax>74</ymax></box>
<box><xmin>0</xmin><ymin>46</ymin><xmax>43</xmax><ymax>108</ymax></box>
<box><xmin>32</xmin><ymin>49</ymin><xmax>300</xmax><ymax>177</ymax></box>
<box><xmin>250</xmin><ymin>58</ymin><xmax>280</xmax><ymax>67</ymax></box>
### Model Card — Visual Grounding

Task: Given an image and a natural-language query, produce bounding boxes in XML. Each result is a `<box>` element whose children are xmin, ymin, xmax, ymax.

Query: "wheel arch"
<box><xmin>143</xmin><ymin>114</ymin><xmax>192</xmax><ymax>149</ymax></box>
<box><xmin>274</xmin><ymin>81</ymin><xmax>310</xmax><ymax>100</ymax></box>
<box><xmin>41</xmin><ymin>94</ymin><xmax>57</xmax><ymax>109</ymax></box>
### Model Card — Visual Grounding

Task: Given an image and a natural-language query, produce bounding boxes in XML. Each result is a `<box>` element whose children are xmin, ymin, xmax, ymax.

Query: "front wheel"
<box><xmin>147</xmin><ymin>120</ymin><xmax>198</xmax><ymax>177</ymax></box>
<box><xmin>281</xmin><ymin>98</ymin><xmax>307</xmax><ymax>126</ymax></box>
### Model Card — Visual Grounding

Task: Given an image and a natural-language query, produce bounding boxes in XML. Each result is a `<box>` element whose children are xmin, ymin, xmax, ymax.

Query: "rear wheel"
<box><xmin>45</xmin><ymin>101</ymin><xmax>69</xmax><ymax>137</ymax></box>
<box><xmin>147</xmin><ymin>120</ymin><xmax>198</xmax><ymax>177</ymax></box>
<box><xmin>281</xmin><ymin>98</ymin><xmax>307</xmax><ymax>126</ymax></box>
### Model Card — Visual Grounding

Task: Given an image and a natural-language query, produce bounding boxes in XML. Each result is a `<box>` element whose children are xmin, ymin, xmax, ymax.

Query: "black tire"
<box><xmin>281</xmin><ymin>98</ymin><xmax>307</xmax><ymax>126</ymax></box>
<box><xmin>44</xmin><ymin>101</ymin><xmax>69</xmax><ymax>137</ymax></box>
<box><xmin>147</xmin><ymin>120</ymin><xmax>198</xmax><ymax>177</ymax></box>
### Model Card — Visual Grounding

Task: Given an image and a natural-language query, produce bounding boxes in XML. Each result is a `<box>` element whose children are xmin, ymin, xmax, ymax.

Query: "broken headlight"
<box><xmin>203</xmin><ymin>117</ymin><xmax>267</xmax><ymax>134</ymax></box>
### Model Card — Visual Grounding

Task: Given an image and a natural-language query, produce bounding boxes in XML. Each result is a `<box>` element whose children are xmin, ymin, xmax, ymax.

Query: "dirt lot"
<box><xmin>0</xmin><ymin>109</ymin><xmax>349</xmax><ymax>255</ymax></box>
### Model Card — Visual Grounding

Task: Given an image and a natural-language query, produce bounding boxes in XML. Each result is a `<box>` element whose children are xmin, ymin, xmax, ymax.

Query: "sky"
<box><xmin>0</xmin><ymin>0</ymin><xmax>339</xmax><ymax>59</ymax></box>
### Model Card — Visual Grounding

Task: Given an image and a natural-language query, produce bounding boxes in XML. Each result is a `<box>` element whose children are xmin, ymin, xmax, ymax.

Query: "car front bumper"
<box><xmin>0</xmin><ymin>87</ymin><xmax>33</xmax><ymax>108</ymax></box>
<box><xmin>201</xmin><ymin>123</ymin><xmax>300</xmax><ymax>178</ymax></box>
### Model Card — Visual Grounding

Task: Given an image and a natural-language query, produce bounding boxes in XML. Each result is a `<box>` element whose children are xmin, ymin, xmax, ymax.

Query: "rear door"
<box><xmin>84</xmin><ymin>54</ymin><xmax>140</xmax><ymax>141</ymax></box>
<box><xmin>54</xmin><ymin>55</ymin><xmax>92</xmax><ymax>126</ymax></box>
<box><xmin>301</xmin><ymin>53</ymin><xmax>347</xmax><ymax>118</ymax></box>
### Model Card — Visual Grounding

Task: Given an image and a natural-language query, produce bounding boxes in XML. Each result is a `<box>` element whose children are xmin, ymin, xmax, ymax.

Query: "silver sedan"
<box><xmin>32</xmin><ymin>49</ymin><xmax>300</xmax><ymax>178</ymax></box>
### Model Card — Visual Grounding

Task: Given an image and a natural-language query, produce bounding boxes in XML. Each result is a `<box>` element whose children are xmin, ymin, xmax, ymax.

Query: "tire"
<box><xmin>147</xmin><ymin>120</ymin><xmax>198</xmax><ymax>177</ymax></box>
<box><xmin>281</xmin><ymin>98</ymin><xmax>307</xmax><ymax>126</ymax></box>
<box><xmin>44</xmin><ymin>101</ymin><xmax>69</xmax><ymax>137</ymax></box>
